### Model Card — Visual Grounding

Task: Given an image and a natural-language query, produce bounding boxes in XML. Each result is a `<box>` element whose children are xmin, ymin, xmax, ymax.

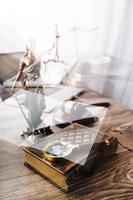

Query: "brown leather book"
<box><xmin>24</xmin><ymin>124</ymin><xmax>118</xmax><ymax>192</ymax></box>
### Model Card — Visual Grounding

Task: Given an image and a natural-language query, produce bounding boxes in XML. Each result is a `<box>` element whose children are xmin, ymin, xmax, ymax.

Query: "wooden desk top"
<box><xmin>0</xmin><ymin>89</ymin><xmax>133</xmax><ymax>200</ymax></box>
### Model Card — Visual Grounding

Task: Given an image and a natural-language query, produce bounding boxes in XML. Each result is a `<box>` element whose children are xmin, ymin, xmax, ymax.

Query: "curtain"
<box><xmin>89</xmin><ymin>0</ymin><xmax>133</xmax><ymax>109</ymax></box>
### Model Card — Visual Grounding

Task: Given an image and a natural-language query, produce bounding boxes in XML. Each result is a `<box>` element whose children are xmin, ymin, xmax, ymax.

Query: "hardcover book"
<box><xmin>24</xmin><ymin>124</ymin><xmax>118</xmax><ymax>192</ymax></box>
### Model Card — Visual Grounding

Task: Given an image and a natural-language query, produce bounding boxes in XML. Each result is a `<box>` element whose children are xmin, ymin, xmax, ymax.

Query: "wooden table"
<box><xmin>0</xmin><ymin>89</ymin><xmax>133</xmax><ymax>200</ymax></box>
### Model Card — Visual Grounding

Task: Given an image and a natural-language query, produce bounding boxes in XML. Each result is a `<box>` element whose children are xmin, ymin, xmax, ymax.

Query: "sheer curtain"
<box><xmin>0</xmin><ymin>0</ymin><xmax>133</xmax><ymax>108</ymax></box>
<box><xmin>89</xmin><ymin>0</ymin><xmax>133</xmax><ymax>109</ymax></box>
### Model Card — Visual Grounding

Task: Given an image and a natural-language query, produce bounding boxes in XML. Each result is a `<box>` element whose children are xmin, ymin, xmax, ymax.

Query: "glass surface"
<box><xmin>0</xmin><ymin>90</ymin><xmax>46</xmax><ymax>146</ymax></box>
<box><xmin>0</xmin><ymin>88</ymin><xmax>107</xmax><ymax>166</ymax></box>
<box><xmin>20</xmin><ymin>96</ymin><xmax>108</xmax><ymax>165</ymax></box>
<box><xmin>28</xmin><ymin>119</ymin><xmax>107</xmax><ymax>165</ymax></box>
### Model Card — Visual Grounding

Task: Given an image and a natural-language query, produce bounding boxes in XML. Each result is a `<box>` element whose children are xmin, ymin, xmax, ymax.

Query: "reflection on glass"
<box><xmin>1</xmin><ymin>89</ymin><xmax>108</xmax><ymax>167</ymax></box>
<box><xmin>13</xmin><ymin>90</ymin><xmax>46</xmax><ymax>131</ymax></box>
<box><xmin>29</xmin><ymin>105</ymin><xmax>107</xmax><ymax>166</ymax></box>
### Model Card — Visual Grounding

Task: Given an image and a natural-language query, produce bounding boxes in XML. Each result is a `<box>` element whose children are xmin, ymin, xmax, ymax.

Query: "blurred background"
<box><xmin>0</xmin><ymin>0</ymin><xmax>133</xmax><ymax>109</ymax></box>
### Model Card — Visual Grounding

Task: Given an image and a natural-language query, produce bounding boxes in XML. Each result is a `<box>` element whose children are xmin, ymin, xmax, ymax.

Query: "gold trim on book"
<box><xmin>24</xmin><ymin>150</ymin><xmax>68</xmax><ymax>191</ymax></box>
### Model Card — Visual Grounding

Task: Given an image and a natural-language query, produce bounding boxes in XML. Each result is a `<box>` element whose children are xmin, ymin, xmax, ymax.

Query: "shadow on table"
<box><xmin>67</xmin><ymin>151</ymin><xmax>133</xmax><ymax>199</ymax></box>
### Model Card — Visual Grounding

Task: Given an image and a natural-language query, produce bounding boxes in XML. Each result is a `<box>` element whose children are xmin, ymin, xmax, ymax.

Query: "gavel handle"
<box><xmin>90</xmin><ymin>102</ymin><xmax>110</xmax><ymax>108</ymax></box>
<box><xmin>56</xmin><ymin>117</ymin><xmax>99</xmax><ymax>128</ymax></box>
